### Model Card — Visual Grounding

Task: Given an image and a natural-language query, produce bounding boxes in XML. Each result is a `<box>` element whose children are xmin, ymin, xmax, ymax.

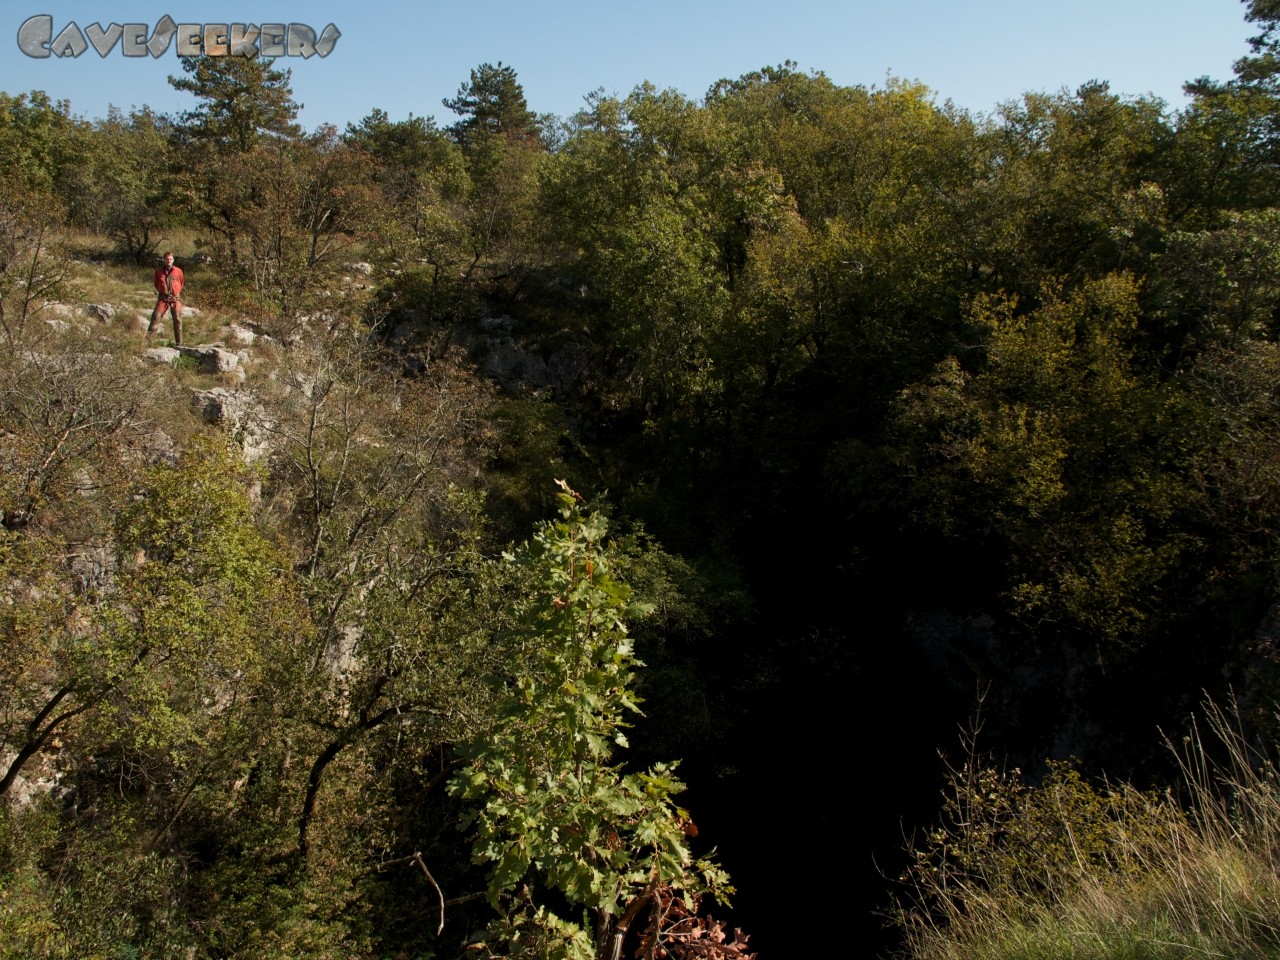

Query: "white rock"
<box><xmin>189</xmin><ymin>387</ymin><xmax>271</xmax><ymax>462</ymax></box>
<box><xmin>179</xmin><ymin>344</ymin><xmax>239</xmax><ymax>373</ymax></box>
<box><xmin>145</xmin><ymin>346</ymin><xmax>182</xmax><ymax>364</ymax></box>
<box><xmin>227</xmin><ymin>323</ymin><xmax>257</xmax><ymax>346</ymax></box>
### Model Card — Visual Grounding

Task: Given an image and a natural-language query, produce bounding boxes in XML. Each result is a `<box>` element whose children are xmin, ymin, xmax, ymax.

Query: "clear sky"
<box><xmin>0</xmin><ymin>1</ymin><xmax>1261</xmax><ymax>130</ymax></box>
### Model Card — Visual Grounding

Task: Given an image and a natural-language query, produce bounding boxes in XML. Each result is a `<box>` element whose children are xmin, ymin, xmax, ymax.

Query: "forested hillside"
<box><xmin>7</xmin><ymin>3</ymin><xmax>1280</xmax><ymax>958</ymax></box>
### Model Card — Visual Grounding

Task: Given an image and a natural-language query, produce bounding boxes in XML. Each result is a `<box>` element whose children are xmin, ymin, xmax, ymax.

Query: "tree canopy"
<box><xmin>8</xmin><ymin>26</ymin><xmax>1280</xmax><ymax>959</ymax></box>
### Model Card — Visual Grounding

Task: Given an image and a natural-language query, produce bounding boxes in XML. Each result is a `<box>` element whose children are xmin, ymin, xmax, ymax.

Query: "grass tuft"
<box><xmin>895</xmin><ymin>696</ymin><xmax>1280</xmax><ymax>960</ymax></box>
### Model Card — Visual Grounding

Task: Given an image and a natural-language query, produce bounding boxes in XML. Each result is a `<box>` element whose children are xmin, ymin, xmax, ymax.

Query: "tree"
<box><xmin>62</xmin><ymin>106</ymin><xmax>174</xmax><ymax>262</ymax></box>
<box><xmin>450</xmin><ymin>483</ymin><xmax>749</xmax><ymax>959</ymax></box>
<box><xmin>1179</xmin><ymin>1</ymin><xmax>1280</xmax><ymax>213</ymax></box>
<box><xmin>167</xmin><ymin>59</ymin><xmax>383</xmax><ymax>323</ymax></box>
<box><xmin>0</xmin><ymin>434</ymin><xmax>304</xmax><ymax>800</ymax></box>
<box><xmin>344</xmin><ymin>108</ymin><xmax>466</xmax><ymax>214</ymax></box>
<box><xmin>980</xmin><ymin>83</ymin><xmax>1171</xmax><ymax>293</ymax></box>
<box><xmin>444</xmin><ymin>62</ymin><xmax>539</xmax><ymax>149</ymax></box>
<box><xmin>168</xmin><ymin>56</ymin><xmax>302</xmax><ymax>270</ymax></box>
<box><xmin>0</xmin><ymin>173</ymin><xmax>67</xmax><ymax>348</ymax></box>
<box><xmin>543</xmin><ymin>84</ymin><xmax>731</xmax><ymax>423</ymax></box>
<box><xmin>254</xmin><ymin>322</ymin><xmax>500</xmax><ymax>859</ymax></box>
<box><xmin>169</xmin><ymin>55</ymin><xmax>300</xmax><ymax>151</ymax></box>
<box><xmin>894</xmin><ymin>274</ymin><xmax>1193</xmax><ymax>651</ymax></box>
<box><xmin>236</xmin><ymin>126</ymin><xmax>382</xmax><ymax>326</ymax></box>
<box><xmin>0</xmin><ymin>91</ymin><xmax>78</xmax><ymax>195</ymax></box>
<box><xmin>344</xmin><ymin>108</ymin><xmax>473</xmax><ymax>320</ymax></box>
<box><xmin>0</xmin><ymin>430</ymin><xmax>319</xmax><ymax>959</ymax></box>
<box><xmin>439</xmin><ymin>65</ymin><xmax>548</xmax><ymax>289</ymax></box>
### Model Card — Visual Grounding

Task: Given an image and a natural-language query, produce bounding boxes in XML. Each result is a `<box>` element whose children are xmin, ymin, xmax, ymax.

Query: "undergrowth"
<box><xmin>895</xmin><ymin>697</ymin><xmax>1280</xmax><ymax>959</ymax></box>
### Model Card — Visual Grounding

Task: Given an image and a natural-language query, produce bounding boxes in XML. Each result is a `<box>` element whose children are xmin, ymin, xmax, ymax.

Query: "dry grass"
<box><xmin>896</xmin><ymin>697</ymin><xmax>1280</xmax><ymax>960</ymax></box>
<box><xmin>47</xmin><ymin>228</ymin><xmax>250</xmax><ymax>350</ymax></box>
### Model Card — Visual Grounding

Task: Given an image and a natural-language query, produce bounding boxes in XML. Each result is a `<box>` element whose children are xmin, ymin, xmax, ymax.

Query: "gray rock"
<box><xmin>68</xmin><ymin>543</ymin><xmax>115</xmax><ymax>594</ymax></box>
<box><xmin>0</xmin><ymin>755</ymin><xmax>58</xmax><ymax>809</ymax></box>
<box><xmin>547</xmin><ymin>341</ymin><xmax>594</xmax><ymax>396</ymax></box>
<box><xmin>145</xmin><ymin>346</ymin><xmax>182</xmax><ymax>364</ymax></box>
<box><xmin>227</xmin><ymin>323</ymin><xmax>257</xmax><ymax>346</ymax></box>
<box><xmin>189</xmin><ymin>387</ymin><xmax>271</xmax><ymax>462</ymax></box>
<box><xmin>190</xmin><ymin>386</ymin><xmax>237</xmax><ymax>423</ymax></box>
<box><xmin>325</xmin><ymin>625</ymin><xmax>361</xmax><ymax>681</ymax></box>
<box><xmin>289</xmin><ymin>370</ymin><xmax>316</xmax><ymax>398</ymax></box>
<box><xmin>84</xmin><ymin>302</ymin><xmax>115</xmax><ymax>322</ymax></box>
<box><xmin>142</xmin><ymin>429</ymin><xmax>178</xmax><ymax>466</ymax></box>
<box><xmin>179</xmin><ymin>344</ymin><xmax>240</xmax><ymax>374</ymax></box>
<box><xmin>480</xmin><ymin>314</ymin><xmax>515</xmax><ymax>334</ymax></box>
<box><xmin>480</xmin><ymin>339</ymin><xmax>548</xmax><ymax>391</ymax></box>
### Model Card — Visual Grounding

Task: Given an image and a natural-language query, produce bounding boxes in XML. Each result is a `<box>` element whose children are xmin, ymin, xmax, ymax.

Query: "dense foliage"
<box><xmin>7</xmin><ymin>3</ymin><xmax>1280</xmax><ymax>954</ymax></box>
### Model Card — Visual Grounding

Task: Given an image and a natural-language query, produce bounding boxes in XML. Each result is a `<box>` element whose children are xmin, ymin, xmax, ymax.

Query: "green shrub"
<box><xmin>895</xmin><ymin>701</ymin><xmax>1280</xmax><ymax>960</ymax></box>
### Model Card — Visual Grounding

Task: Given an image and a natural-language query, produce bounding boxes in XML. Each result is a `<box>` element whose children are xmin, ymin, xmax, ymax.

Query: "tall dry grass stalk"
<box><xmin>894</xmin><ymin>696</ymin><xmax>1280</xmax><ymax>959</ymax></box>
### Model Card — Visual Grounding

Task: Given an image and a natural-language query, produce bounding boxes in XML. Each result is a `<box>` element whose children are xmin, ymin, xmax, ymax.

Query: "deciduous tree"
<box><xmin>450</xmin><ymin>483</ymin><xmax>747</xmax><ymax>959</ymax></box>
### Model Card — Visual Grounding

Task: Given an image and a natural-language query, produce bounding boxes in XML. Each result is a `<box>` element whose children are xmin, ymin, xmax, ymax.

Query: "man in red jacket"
<box><xmin>148</xmin><ymin>251</ymin><xmax>185</xmax><ymax>345</ymax></box>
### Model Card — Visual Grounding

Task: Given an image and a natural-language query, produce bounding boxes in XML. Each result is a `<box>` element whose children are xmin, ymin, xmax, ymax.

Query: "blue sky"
<box><xmin>0</xmin><ymin>1</ymin><xmax>1261</xmax><ymax>130</ymax></box>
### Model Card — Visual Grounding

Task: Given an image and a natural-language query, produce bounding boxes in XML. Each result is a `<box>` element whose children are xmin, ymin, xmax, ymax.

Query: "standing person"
<box><xmin>148</xmin><ymin>251</ymin><xmax>185</xmax><ymax>345</ymax></box>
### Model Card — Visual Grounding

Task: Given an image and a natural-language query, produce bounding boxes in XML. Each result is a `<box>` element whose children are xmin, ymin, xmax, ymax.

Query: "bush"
<box><xmin>895</xmin><ymin>698</ymin><xmax>1280</xmax><ymax>960</ymax></box>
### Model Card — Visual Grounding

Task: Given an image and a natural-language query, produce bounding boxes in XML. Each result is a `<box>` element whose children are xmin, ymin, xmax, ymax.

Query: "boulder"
<box><xmin>141</xmin><ymin>428</ymin><xmax>178</xmax><ymax>466</ymax></box>
<box><xmin>479</xmin><ymin>339</ymin><xmax>548</xmax><ymax>391</ymax></box>
<box><xmin>0</xmin><ymin>752</ymin><xmax>59</xmax><ymax>810</ymax></box>
<box><xmin>547</xmin><ymin>340</ymin><xmax>594</xmax><ymax>396</ymax></box>
<box><xmin>179</xmin><ymin>344</ymin><xmax>240</xmax><ymax>374</ymax></box>
<box><xmin>227</xmin><ymin>323</ymin><xmax>257</xmax><ymax>346</ymax></box>
<box><xmin>189</xmin><ymin>387</ymin><xmax>271</xmax><ymax>462</ymax></box>
<box><xmin>144</xmin><ymin>346</ymin><xmax>182</xmax><ymax>365</ymax></box>
<box><xmin>68</xmin><ymin>543</ymin><xmax>115</xmax><ymax>594</ymax></box>
<box><xmin>480</xmin><ymin>314</ymin><xmax>515</xmax><ymax>334</ymax></box>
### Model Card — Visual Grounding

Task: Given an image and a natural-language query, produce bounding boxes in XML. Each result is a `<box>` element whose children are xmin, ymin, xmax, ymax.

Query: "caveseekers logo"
<box><xmin>17</xmin><ymin>15</ymin><xmax>340</xmax><ymax>58</ymax></box>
